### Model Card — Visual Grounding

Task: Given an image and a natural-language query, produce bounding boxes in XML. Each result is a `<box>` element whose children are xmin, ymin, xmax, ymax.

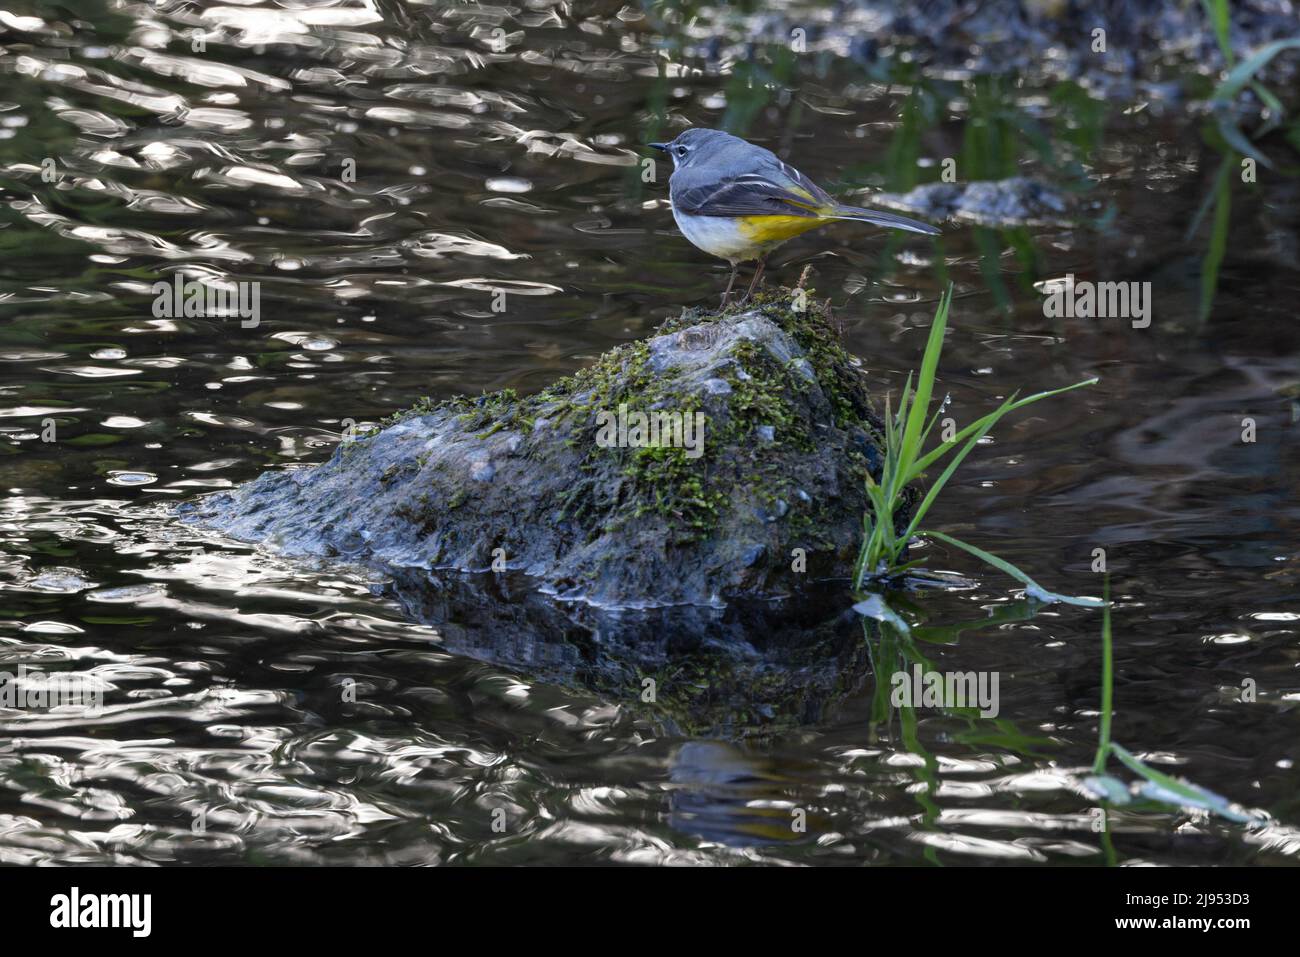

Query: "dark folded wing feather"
<box><xmin>774</xmin><ymin>159</ymin><xmax>837</xmax><ymax>208</ymax></box>
<box><xmin>672</xmin><ymin>170</ymin><xmax>828</xmax><ymax>218</ymax></box>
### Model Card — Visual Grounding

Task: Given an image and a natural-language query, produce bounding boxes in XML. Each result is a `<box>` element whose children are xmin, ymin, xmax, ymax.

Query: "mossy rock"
<box><xmin>182</xmin><ymin>289</ymin><xmax>904</xmax><ymax>608</ymax></box>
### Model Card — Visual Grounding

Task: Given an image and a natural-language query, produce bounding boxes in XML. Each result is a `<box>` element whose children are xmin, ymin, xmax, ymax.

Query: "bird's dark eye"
<box><xmin>675</xmin><ymin>146</ymin><xmax>688</xmax><ymax>158</ymax></box>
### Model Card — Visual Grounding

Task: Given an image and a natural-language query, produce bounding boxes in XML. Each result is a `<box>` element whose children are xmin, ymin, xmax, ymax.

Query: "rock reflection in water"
<box><xmin>385</xmin><ymin>569</ymin><xmax>871</xmax><ymax>739</ymax></box>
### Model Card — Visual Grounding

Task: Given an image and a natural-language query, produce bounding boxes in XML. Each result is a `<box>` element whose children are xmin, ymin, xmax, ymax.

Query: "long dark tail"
<box><xmin>828</xmin><ymin>204</ymin><xmax>940</xmax><ymax>236</ymax></box>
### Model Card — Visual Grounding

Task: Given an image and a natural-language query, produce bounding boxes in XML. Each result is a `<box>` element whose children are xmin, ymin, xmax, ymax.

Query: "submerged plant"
<box><xmin>852</xmin><ymin>284</ymin><xmax>1099</xmax><ymax>603</ymax></box>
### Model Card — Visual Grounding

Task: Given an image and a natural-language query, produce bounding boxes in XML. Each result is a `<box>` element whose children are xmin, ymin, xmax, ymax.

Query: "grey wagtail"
<box><xmin>649</xmin><ymin>128</ymin><xmax>940</xmax><ymax>304</ymax></box>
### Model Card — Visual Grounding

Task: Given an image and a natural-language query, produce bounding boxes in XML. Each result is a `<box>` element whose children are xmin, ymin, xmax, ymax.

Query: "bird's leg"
<box><xmin>720</xmin><ymin>263</ymin><xmax>739</xmax><ymax>307</ymax></box>
<box><xmin>738</xmin><ymin>258</ymin><xmax>766</xmax><ymax>304</ymax></box>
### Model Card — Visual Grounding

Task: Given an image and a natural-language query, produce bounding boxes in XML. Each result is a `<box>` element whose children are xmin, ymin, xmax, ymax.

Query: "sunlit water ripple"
<box><xmin>0</xmin><ymin>2</ymin><xmax>1297</xmax><ymax>865</ymax></box>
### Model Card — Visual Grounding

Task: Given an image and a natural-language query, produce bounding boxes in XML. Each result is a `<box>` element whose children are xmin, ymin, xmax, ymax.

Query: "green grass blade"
<box><xmin>1212</xmin><ymin>38</ymin><xmax>1300</xmax><ymax>103</ymax></box>
<box><xmin>909</xmin><ymin>377</ymin><xmax>1097</xmax><ymax>480</ymax></box>
<box><xmin>898</xmin><ymin>395</ymin><xmax>1019</xmax><ymax>544</ymax></box>
<box><xmin>1199</xmin><ymin>157</ymin><xmax>1233</xmax><ymax>323</ymax></box>
<box><xmin>921</xmin><ymin>530</ymin><xmax>1106</xmax><ymax>607</ymax></box>
<box><xmin>1092</xmin><ymin>577</ymin><xmax>1113</xmax><ymax>774</ymax></box>
<box><xmin>1199</xmin><ymin>0</ymin><xmax>1233</xmax><ymax>66</ymax></box>
<box><xmin>917</xmin><ymin>394</ymin><xmax>952</xmax><ymax>449</ymax></box>
<box><xmin>1110</xmin><ymin>744</ymin><xmax>1263</xmax><ymax>825</ymax></box>
<box><xmin>854</xmin><ymin>284</ymin><xmax>1096</xmax><ymax>584</ymax></box>
<box><xmin>1216</xmin><ymin>114</ymin><xmax>1272</xmax><ymax>169</ymax></box>
<box><xmin>1183</xmin><ymin>153</ymin><xmax>1231</xmax><ymax>242</ymax></box>
<box><xmin>895</xmin><ymin>286</ymin><xmax>953</xmax><ymax>476</ymax></box>
<box><xmin>1250</xmin><ymin>83</ymin><xmax>1284</xmax><ymax>131</ymax></box>
<box><xmin>881</xmin><ymin>389</ymin><xmax>899</xmax><ymax>468</ymax></box>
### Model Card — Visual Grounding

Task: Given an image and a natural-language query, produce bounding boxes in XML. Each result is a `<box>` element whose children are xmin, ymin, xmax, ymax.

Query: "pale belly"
<box><xmin>671</xmin><ymin>208</ymin><xmax>824</xmax><ymax>264</ymax></box>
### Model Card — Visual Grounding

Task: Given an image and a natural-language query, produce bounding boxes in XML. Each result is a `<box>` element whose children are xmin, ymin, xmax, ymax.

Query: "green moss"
<box><xmin>373</xmin><ymin>289</ymin><xmax>878</xmax><ymax>538</ymax></box>
<box><xmin>370</xmin><ymin>394</ymin><xmax>445</xmax><ymax>433</ymax></box>
<box><xmin>658</xmin><ymin>288</ymin><xmax>873</xmax><ymax>429</ymax></box>
<box><xmin>623</xmin><ymin>444</ymin><xmax>727</xmax><ymax>531</ymax></box>
<box><xmin>720</xmin><ymin>338</ymin><xmax>801</xmax><ymax>443</ymax></box>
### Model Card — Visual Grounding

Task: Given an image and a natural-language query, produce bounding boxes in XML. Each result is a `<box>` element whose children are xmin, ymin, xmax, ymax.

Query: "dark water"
<box><xmin>1</xmin><ymin>3</ymin><xmax>1298</xmax><ymax>865</ymax></box>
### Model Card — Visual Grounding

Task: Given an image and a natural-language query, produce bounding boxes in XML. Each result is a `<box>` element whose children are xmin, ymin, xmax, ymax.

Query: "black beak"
<box><xmin>648</xmin><ymin>142</ymin><xmax>669</xmax><ymax>153</ymax></box>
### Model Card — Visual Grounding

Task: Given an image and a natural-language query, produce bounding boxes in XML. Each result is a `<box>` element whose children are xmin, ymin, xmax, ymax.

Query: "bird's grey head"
<box><xmin>648</xmin><ymin>128</ymin><xmax>740</xmax><ymax>171</ymax></box>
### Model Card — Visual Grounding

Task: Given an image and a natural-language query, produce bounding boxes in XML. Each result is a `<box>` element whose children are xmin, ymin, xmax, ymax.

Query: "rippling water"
<box><xmin>1</xmin><ymin>2</ymin><xmax>1298</xmax><ymax>865</ymax></box>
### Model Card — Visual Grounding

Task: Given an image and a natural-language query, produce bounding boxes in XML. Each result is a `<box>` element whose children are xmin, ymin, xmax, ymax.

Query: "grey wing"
<box><xmin>671</xmin><ymin>166</ymin><xmax>830</xmax><ymax>218</ymax></box>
